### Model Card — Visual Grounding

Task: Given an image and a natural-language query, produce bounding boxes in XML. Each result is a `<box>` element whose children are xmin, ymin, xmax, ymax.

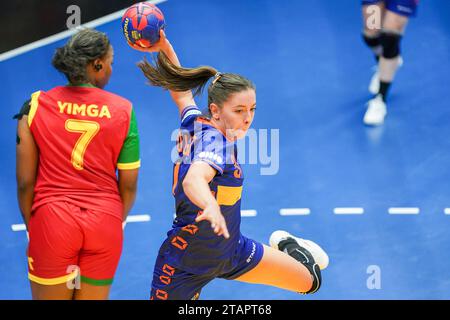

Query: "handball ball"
<box><xmin>121</xmin><ymin>2</ymin><xmax>165</xmax><ymax>49</ymax></box>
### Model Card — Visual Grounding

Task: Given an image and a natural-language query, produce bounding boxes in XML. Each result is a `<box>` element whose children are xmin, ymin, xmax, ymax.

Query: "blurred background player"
<box><xmin>361</xmin><ymin>0</ymin><xmax>419</xmax><ymax>125</ymax></box>
<box><xmin>15</xmin><ymin>28</ymin><xmax>140</xmax><ymax>299</ymax></box>
<box><xmin>135</xmin><ymin>30</ymin><xmax>328</xmax><ymax>300</ymax></box>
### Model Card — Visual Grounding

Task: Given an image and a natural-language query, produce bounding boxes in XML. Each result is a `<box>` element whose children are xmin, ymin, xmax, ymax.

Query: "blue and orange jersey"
<box><xmin>27</xmin><ymin>84</ymin><xmax>140</xmax><ymax>220</ymax></box>
<box><xmin>162</xmin><ymin>105</ymin><xmax>245</xmax><ymax>274</ymax></box>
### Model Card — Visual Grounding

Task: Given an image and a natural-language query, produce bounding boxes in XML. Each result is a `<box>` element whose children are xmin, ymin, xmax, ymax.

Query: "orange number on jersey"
<box><xmin>65</xmin><ymin>119</ymin><xmax>100</xmax><ymax>170</ymax></box>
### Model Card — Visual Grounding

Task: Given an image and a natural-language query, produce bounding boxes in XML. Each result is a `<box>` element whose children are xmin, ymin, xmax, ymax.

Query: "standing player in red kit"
<box><xmin>15</xmin><ymin>28</ymin><xmax>140</xmax><ymax>299</ymax></box>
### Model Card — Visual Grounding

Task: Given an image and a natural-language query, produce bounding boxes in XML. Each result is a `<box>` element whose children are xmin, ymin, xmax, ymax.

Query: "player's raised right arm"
<box><xmin>136</xmin><ymin>30</ymin><xmax>196</xmax><ymax>115</ymax></box>
<box><xmin>160</xmin><ymin>34</ymin><xmax>196</xmax><ymax>114</ymax></box>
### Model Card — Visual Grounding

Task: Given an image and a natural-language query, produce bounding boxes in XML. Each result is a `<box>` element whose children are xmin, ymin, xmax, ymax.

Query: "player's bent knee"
<box><xmin>380</xmin><ymin>31</ymin><xmax>402</xmax><ymax>59</ymax></box>
<box><xmin>362</xmin><ymin>32</ymin><xmax>381</xmax><ymax>49</ymax></box>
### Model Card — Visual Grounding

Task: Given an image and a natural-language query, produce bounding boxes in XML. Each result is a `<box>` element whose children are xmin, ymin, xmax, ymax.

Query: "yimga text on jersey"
<box><xmin>57</xmin><ymin>101</ymin><xmax>112</xmax><ymax>119</ymax></box>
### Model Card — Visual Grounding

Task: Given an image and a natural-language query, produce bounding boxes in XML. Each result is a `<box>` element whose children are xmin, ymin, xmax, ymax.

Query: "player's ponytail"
<box><xmin>52</xmin><ymin>28</ymin><xmax>110</xmax><ymax>84</ymax></box>
<box><xmin>139</xmin><ymin>52</ymin><xmax>255</xmax><ymax>112</ymax></box>
<box><xmin>138</xmin><ymin>52</ymin><xmax>217</xmax><ymax>97</ymax></box>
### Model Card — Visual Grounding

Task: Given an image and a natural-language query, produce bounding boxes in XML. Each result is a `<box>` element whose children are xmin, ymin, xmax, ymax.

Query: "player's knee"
<box><xmin>380</xmin><ymin>31</ymin><xmax>402</xmax><ymax>59</ymax></box>
<box><xmin>362</xmin><ymin>32</ymin><xmax>381</xmax><ymax>49</ymax></box>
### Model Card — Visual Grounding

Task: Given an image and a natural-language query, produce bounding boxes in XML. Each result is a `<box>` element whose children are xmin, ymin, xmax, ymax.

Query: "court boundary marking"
<box><xmin>0</xmin><ymin>0</ymin><xmax>167</xmax><ymax>62</ymax></box>
<box><xmin>12</xmin><ymin>207</ymin><xmax>450</xmax><ymax>232</ymax></box>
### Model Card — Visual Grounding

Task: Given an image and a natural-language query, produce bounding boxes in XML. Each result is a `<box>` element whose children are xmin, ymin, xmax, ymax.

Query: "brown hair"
<box><xmin>52</xmin><ymin>28</ymin><xmax>110</xmax><ymax>84</ymax></box>
<box><xmin>138</xmin><ymin>52</ymin><xmax>255</xmax><ymax>114</ymax></box>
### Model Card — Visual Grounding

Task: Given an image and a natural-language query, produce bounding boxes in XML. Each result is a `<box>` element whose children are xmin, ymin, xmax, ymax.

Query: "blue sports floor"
<box><xmin>1</xmin><ymin>0</ymin><xmax>450</xmax><ymax>299</ymax></box>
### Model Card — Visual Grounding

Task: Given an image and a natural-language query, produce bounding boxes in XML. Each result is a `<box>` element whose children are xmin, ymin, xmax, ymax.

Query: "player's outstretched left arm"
<box><xmin>183</xmin><ymin>161</ymin><xmax>230</xmax><ymax>239</ymax></box>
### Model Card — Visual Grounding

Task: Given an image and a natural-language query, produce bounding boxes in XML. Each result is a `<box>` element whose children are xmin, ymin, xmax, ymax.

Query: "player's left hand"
<box><xmin>195</xmin><ymin>203</ymin><xmax>230</xmax><ymax>239</ymax></box>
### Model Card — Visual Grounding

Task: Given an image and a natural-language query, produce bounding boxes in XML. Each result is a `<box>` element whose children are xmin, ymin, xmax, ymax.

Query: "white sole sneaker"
<box><xmin>269</xmin><ymin>230</ymin><xmax>329</xmax><ymax>270</ymax></box>
<box><xmin>363</xmin><ymin>94</ymin><xmax>387</xmax><ymax>126</ymax></box>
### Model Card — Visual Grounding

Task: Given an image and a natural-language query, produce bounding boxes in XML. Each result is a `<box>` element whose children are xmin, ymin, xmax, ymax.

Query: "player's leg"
<box><xmin>364</xmin><ymin>0</ymin><xmax>416</xmax><ymax>125</ymax></box>
<box><xmin>30</xmin><ymin>283</ymin><xmax>74</xmax><ymax>300</ymax></box>
<box><xmin>27</xmin><ymin>202</ymin><xmax>82</xmax><ymax>300</ymax></box>
<box><xmin>73</xmin><ymin>283</ymin><xmax>112</xmax><ymax>300</ymax></box>
<box><xmin>73</xmin><ymin>209</ymin><xmax>123</xmax><ymax>300</ymax></box>
<box><xmin>362</xmin><ymin>1</ymin><xmax>386</xmax><ymax>95</ymax></box>
<box><xmin>362</xmin><ymin>1</ymin><xmax>386</xmax><ymax>62</ymax></box>
<box><xmin>234</xmin><ymin>245</ymin><xmax>317</xmax><ymax>293</ymax></box>
<box><xmin>229</xmin><ymin>233</ymin><xmax>327</xmax><ymax>295</ymax></box>
<box><xmin>363</xmin><ymin>11</ymin><xmax>409</xmax><ymax>125</ymax></box>
<box><xmin>377</xmin><ymin>10</ymin><xmax>409</xmax><ymax>101</ymax></box>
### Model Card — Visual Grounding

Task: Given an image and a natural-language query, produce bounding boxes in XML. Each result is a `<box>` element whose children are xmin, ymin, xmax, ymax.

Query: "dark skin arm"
<box><xmin>118</xmin><ymin>168</ymin><xmax>139</xmax><ymax>222</ymax></box>
<box><xmin>16</xmin><ymin>116</ymin><xmax>38</xmax><ymax>229</ymax></box>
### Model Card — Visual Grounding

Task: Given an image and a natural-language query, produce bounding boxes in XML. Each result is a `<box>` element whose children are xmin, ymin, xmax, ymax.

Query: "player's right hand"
<box><xmin>195</xmin><ymin>203</ymin><xmax>230</xmax><ymax>239</ymax></box>
<box><xmin>129</xmin><ymin>29</ymin><xmax>170</xmax><ymax>53</ymax></box>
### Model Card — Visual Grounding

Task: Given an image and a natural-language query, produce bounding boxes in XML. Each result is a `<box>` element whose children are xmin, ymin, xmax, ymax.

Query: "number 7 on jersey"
<box><xmin>65</xmin><ymin>119</ymin><xmax>100</xmax><ymax>170</ymax></box>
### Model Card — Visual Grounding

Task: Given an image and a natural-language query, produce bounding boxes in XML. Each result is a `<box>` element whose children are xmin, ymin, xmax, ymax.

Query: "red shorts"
<box><xmin>27</xmin><ymin>201</ymin><xmax>123</xmax><ymax>286</ymax></box>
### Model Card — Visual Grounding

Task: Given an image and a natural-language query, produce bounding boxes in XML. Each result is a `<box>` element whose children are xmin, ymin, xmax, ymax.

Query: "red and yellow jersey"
<box><xmin>28</xmin><ymin>84</ymin><xmax>140</xmax><ymax>219</ymax></box>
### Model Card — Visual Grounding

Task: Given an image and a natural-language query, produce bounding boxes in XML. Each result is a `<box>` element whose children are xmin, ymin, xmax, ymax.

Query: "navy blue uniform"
<box><xmin>150</xmin><ymin>106</ymin><xmax>264</xmax><ymax>300</ymax></box>
<box><xmin>362</xmin><ymin>0</ymin><xmax>419</xmax><ymax>17</ymax></box>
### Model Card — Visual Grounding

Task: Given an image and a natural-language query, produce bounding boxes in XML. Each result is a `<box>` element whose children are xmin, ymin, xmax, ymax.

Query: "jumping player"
<box><xmin>136</xmin><ymin>30</ymin><xmax>329</xmax><ymax>300</ymax></box>
<box><xmin>361</xmin><ymin>0</ymin><xmax>418</xmax><ymax>125</ymax></box>
<box><xmin>15</xmin><ymin>28</ymin><xmax>140</xmax><ymax>299</ymax></box>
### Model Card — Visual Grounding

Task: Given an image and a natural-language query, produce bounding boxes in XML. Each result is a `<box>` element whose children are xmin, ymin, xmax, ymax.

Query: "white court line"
<box><xmin>126</xmin><ymin>214</ymin><xmax>151</xmax><ymax>223</ymax></box>
<box><xmin>388</xmin><ymin>207</ymin><xmax>420</xmax><ymax>215</ymax></box>
<box><xmin>241</xmin><ymin>210</ymin><xmax>257</xmax><ymax>217</ymax></box>
<box><xmin>0</xmin><ymin>0</ymin><xmax>167</xmax><ymax>62</ymax></box>
<box><xmin>11</xmin><ymin>224</ymin><xmax>27</xmax><ymax>232</ymax></box>
<box><xmin>279</xmin><ymin>208</ymin><xmax>311</xmax><ymax>216</ymax></box>
<box><xmin>334</xmin><ymin>207</ymin><xmax>364</xmax><ymax>215</ymax></box>
<box><xmin>445</xmin><ymin>208</ymin><xmax>450</xmax><ymax>215</ymax></box>
<box><xmin>174</xmin><ymin>211</ymin><xmax>258</xmax><ymax>218</ymax></box>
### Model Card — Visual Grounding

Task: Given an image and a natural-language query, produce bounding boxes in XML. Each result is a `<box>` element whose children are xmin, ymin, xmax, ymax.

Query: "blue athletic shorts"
<box><xmin>362</xmin><ymin>0</ymin><xmax>418</xmax><ymax>17</ymax></box>
<box><xmin>150</xmin><ymin>235</ymin><xmax>264</xmax><ymax>300</ymax></box>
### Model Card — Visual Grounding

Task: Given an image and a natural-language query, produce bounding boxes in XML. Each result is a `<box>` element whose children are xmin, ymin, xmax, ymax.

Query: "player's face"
<box><xmin>220</xmin><ymin>89</ymin><xmax>256</xmax><ymax>140</ymax></box>
<box><xmin>95</xmin><ymin>46</ymin><xmax>114</xmax><ymax>89</ymax></box>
